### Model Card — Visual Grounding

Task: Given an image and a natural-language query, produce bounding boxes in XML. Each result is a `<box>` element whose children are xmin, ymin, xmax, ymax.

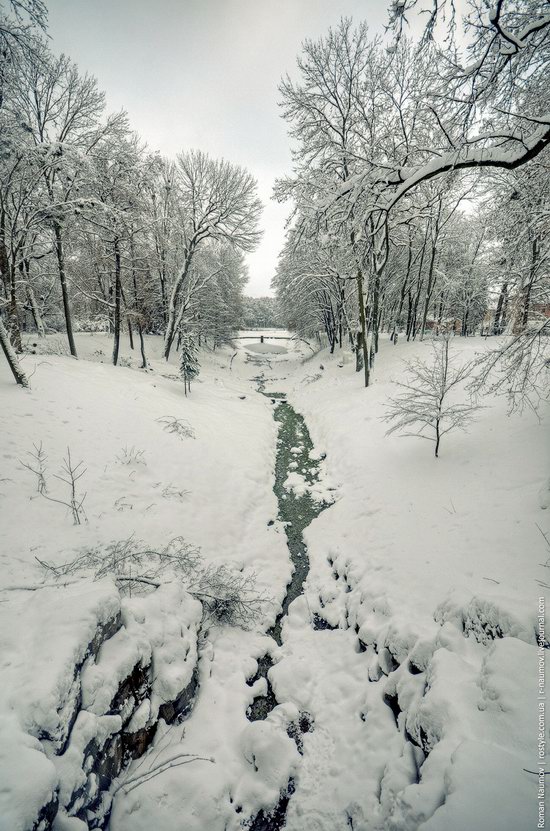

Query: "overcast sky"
<box><xmin>46</xmin><ymin>0</ymin><xmax>389</xmax><ymax>296</ymax></box>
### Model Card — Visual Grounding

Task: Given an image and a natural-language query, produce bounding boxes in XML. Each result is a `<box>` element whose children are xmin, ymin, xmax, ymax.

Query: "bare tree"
<box><xmin>384</xmin><ymin>337</ymin><xmax>480</xmax><ymax>457</ymax></box>
<box><xmin>163</xmin><ymin>149</ymin><xmax>262</xmax><ymax>360</ymax></box>
<box><xmin>470</xmin><ymin>319</ymin><xmax>550</xmax><ymax>415</ymax></box>
<box><xmin>358</xmin><ymin>0</ymin><xmax>550</xmax><ymax>213</ymax></box>
<box><xmin>0</xmin><ymin>1</ymin><xmax>47</xmax><ymax>76</ymax></box>
<box><xmin>11</xmin><ymin>44</ymin><xmax>123</xmax><ymax>356</ymax></box>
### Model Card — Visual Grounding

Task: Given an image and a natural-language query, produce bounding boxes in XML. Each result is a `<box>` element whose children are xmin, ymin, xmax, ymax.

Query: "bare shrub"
<box><xmin>156</xmin><ymin>415</ymin><xmax>195</xmax><ymax>439</ymax></box>
<box><xmin>161</xmin><ymin>484</ymin><xmax>189</xmax><ymax>500</ymax></box>
<box><xmin>114</xmin><ymin>496</ymin><xmax>133</xmax><ymax>511</ymax></box>
<box><xmin>36</xmin><ymin>536</ymin><xmax>271</xmax><ymax>628</ymax></box>
<box><xmin>20</xmin><ymin>441</ymin><xmax>47</xmax><ymax>494</ymax></box>
<box><xmin>36</xmin><ymin>535</ymin><xmax>201</xmax><ymax>583</ymax></box>
<box><xmin>24</xmin><ymin>337</ymin><xmax>70</xmax><ymax>357</ymax></box>
<box><xmin>20</xmin><ymin>444</ymin><xmax>87</xmax><ymax>523</ymax></box>
<box><xmin>302</xmin><ymin>373</ymin><xmax>322</xmax><ymax>385</ymax></box>
<box><xmin>116</xmin><ymin>446</ymin><xmax>146</xmax><ymax>466</ymax></box>
<box><xmin>187</xmin><ymin>564</ymin><xmax>270</xmax><ymax>628</ymax></box>
<box><xmin>113</xmin><ymin>752</ymin><xmax>214</xmax><ymax>797</ymax></box>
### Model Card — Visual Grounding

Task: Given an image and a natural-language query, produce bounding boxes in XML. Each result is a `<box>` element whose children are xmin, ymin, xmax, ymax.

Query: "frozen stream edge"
<box><xmin>245</xmin><ymin>376</ymin><xmax>333</xmax><ymax>829</ymax></box>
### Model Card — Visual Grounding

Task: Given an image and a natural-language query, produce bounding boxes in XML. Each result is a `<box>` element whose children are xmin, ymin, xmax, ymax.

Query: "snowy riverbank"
<box><xmin>0</xmin><ymin>332</ymin><xmax>547</xmax><ymax>831</ymax></box>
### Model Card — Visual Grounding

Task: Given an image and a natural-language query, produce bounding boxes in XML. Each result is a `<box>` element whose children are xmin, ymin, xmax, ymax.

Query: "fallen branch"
<box><xmin>113</xmin><ymin>753</ymin><xmax>215</xmax><ymax>796</ymax></box>
<box><xmin>1</xmin><ymin>579</ymin><xmax>82</xmax><ymax>592</ymax></box>
<box><xmin>115</xmin><ymin>575</ymin><xmax>161</xmax><ymax>589</ymax></box>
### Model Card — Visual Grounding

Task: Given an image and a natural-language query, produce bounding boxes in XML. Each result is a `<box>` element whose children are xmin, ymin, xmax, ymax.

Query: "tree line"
<box><xmin>0</xmin><ymin>0</ymin><xmax>263</xmax><ymax>385</ymax></box>
<box><xmin>272</xmin><ymin>3</ymin><xmax>549</xmax><ymax>394</ymax></box>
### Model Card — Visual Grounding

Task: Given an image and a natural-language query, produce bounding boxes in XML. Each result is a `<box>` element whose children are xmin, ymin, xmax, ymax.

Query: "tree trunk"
<box><xmin>130</xmin><ymin>238</ymin><xmax>148</xmax><ymax>369</ymax></box>
<box><xmin>159</xmin><ymin>263</ymin><xmax>168</xmax><ymax>326</ymax></box>
<box><xmin>53</xmin><ymin>222</ymin><xmax>77</xmax><ymax>357</ymax></box>
<box><xmin>0</xmin><ymin>315</ymin><xmax>28</xmax><ymax>387</ymax></box>
<box><xmin>8</xmin><ymin>260</ymin><xmax>22</xmax><ymax>352</ymax></box>
<box><xmin>393</xmin><ymin>234</ymin><xmax>413</xmax><ymax>339</ymax></box>
<box><xmin>372</xmin><ymin>270</ymin><xmax>380</xmax><ymax>355</ymax></box>
<box><xmin>356</xmin><ymin>267</ymin><xmax>369</xmax><ymax>387</ymax></box>
<box><xmin>493</xmin><ymin>281</ymin><xmax>508</xmax><ymax>335</ymax></box>
<box><xmin>137</xmin><ymin>324</ymin><xmax>147</xmax><ymax>369</ymax></box>
<box><xmin>411</xmin><ymin>280</ymin><xmax>424</xmax><ymax>340</ymax></box>
<box><xmin>420</xmin><ymin>242</ymin><xmax>439</xmax><ymax>339</ymax></box>
<box><xmin>436</xmin><ymin>292</ymin><xmax>445</xmax><ymax>334</ymax></box>
<box><xmin>409</xmin><ymin>223</ymin><xmax>429</xmax><ymax>340</ymax></box>
<box><xmin>26</xmin><ymin>282</ymin><xmax>46</xmax><ymax>337</ymax></box>
<box><xmin>406</xmin><ymin>288</ymin><xmax>413</xmax><ymax>340</ymax></box>
<box><xmin>355</xmin><ymin>329</ymin><xmax>364</xmax><ymax>372</ymax></box>
<box><xmin>164</xmin><ymin>249</ymin><xmax>194</xmax><ymax>360</ymax></box>
<box><xmin>520</xmin><ymin>237</ymin><xmax>539</xmax><ymax>329</ymax></box>
<box><xmin>112</xmin><ymin>237</ymin><xmax>122</xmax><ymax>366</ymax></box>
<box><xmin>127</xmin><ymin>315</ymin><xmax>134</xmax><ymax>350</ymax></box>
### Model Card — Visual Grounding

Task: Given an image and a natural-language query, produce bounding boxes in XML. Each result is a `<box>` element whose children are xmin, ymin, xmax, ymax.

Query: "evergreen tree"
<box><xmin>179</xmin><ymin>332</ymin><xmax>200</xmax><ymax>395</ymax></box>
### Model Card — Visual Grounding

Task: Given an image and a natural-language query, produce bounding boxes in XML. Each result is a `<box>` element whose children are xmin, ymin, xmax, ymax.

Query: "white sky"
<box><xmin>46</xmin><ymin>0</ymin><xmax>389</xmax><ymax>296</ymax></box>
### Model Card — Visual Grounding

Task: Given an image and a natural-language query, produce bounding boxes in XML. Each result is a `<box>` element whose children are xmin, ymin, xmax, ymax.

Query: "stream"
<box><xmin>246</xmin><ymin>370</ymin><xmax>332</xmax><ymax>829</ymax></box>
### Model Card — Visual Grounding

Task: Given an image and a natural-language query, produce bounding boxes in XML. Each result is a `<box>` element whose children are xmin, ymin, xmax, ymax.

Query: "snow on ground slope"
<box><xmin>1</xmin><ymin>333</ymin><xmax>286</xmax><ymax>589</ymax></box>
<box><xmin>272</xmin><ymin>335</ymin><xmax>548</xmax><ymax>831</ymax></box>
<box><xmin>0</xmin><ymin>333</ymin><xmax>292</xmax><ymax>829</ymax></box>
<box><xmin>0</xmin><ymin>332</ymin><xmax>547</xmax><ymax>831</ymax></box>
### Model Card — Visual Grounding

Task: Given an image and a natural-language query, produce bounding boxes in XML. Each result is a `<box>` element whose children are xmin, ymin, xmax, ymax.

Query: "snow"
<box><xmin>236</xmin><ymin>715</ymin><xmax>300</xmax><ymax>808</ymax></box>
<box><xmin>54</xmin><ymin>711</ymin><xmax>121</xmax><ymax>808</ymax></box>
<box><xmin>278</xmin><ymin>335</ymin><xmax>548</xmax><ymax>829</ymax></box>
<box><xmin>0</xmin><ymin>580</ymin><xmax>120</xmax><ymax>745</ymax></box>
<box><xmin>246</xmin><ymin>342</ymin><xmax>288</xmax><ymax>354</ymax></box>
<box><xmin>0</xmin><ymin>716</ymin><xmax>57</xmax><ymax>831</ymax></box>
<box><xmin>0</xmin><ymin>331</ymin><xmax>547</xmax><ymax>830</ymax></box>
<box><xmin>0</xmin><ymin>332</ymin><xmax>291</xmax><ymax>829</ymax></box>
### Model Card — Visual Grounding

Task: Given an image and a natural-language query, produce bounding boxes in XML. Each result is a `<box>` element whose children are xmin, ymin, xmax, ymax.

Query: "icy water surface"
<box><xmin>269</xmin><ymin>394</ymin><xmax>331</xmax><ymax>642</ymax></box>
<box><xmin>246</xmin><ymin>389</ymin><xmax>331</xmax><ymax>829</ymax></box>
<box><xmin>247</xmin><ymin>389</ymin><xmax>331</xmax><ymax>714</ymax></box>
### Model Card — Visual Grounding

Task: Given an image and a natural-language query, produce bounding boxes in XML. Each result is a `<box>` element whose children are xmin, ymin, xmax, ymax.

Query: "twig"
<box><xmin>115</xmin><ymin>575</ymin><xmax>161</xmax><ymax>589</ymax></box>
<box><xmin>1</xmin><ymin>579</ymin><xmax>82</xmax><ymax>592</ymax></box>
<box><xmin>113</xmin><ymin>753</ymin><xmax>214</xmax><ymax>796</ymax></box>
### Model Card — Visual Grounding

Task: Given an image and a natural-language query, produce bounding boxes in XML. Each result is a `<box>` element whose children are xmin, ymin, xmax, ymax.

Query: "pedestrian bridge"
<box><xmin>234</xmin><ymin>334</ymin><xmax>293</xmax><ymax>342</ymax></box>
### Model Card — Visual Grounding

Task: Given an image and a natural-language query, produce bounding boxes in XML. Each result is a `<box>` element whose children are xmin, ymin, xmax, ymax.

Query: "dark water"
<box><xmin>246</xmin><ymin>389</ymin><xmax>331</xmax><ymax>828</ymax></box>
<box><xmin>247</xmin><ymin>390</ymin><xmax>331</xmax><ymax>716</ymax></box>
<box><xmin>268</xmin><ymin>394</ymin><xmax>331</xmax><ymax>644</ymax></box>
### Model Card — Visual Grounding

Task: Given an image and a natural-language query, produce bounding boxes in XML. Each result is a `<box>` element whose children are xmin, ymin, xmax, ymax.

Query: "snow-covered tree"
<box><xmin>179</xmin><ymin>331</ymin><xmax>200</xmax><ymax>395</ymax></box>
<box><xmin>242</xmin><ymin>296</ymin><xmax>280</xmax><ymax>329</ymax></box>
<box><xmin>384</xmin><ymin>337</ymin><xmax>480</xmax><ymax>457</ymax></box>
<box><xmin>9</xmin><ymin>43</ymin><xmax>117</xmax><ymax>356</ymax></box>
<box><xmin>275</xmin><ymin>4</ymin><xmax>549</xmax><ymax>387</ymax></box>
<box><xmin>163</xmin><ymin>150</ymin><xmax>262</xmax><ymax>360</ymax></box>
<box><xmin>0</xmin><ymin>310</ymin><xmax>28</xmax><ymax>386</ymax></box>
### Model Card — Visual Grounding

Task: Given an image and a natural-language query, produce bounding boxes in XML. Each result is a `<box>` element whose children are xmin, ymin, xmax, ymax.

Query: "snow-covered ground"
<box><xmin>0</xmin><ymin>333</ymin><xmax>291</xmax><ymax>830</ymax></box>
<box><xmin>274</xmin><ymin>336</ymin><xmax>549</xmax><ymax>831</ymax></box>
<box><xmin>0</xmin><ymin>332</ymin><xmax>547</xmax><ymax>830</ymax></box>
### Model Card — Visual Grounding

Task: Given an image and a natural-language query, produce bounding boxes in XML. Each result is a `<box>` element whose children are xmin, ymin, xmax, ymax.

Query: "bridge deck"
<box><xmin>235</xmin><ymin>335</ymin><xmax>293</xmax><ymax>340</ymax></box>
